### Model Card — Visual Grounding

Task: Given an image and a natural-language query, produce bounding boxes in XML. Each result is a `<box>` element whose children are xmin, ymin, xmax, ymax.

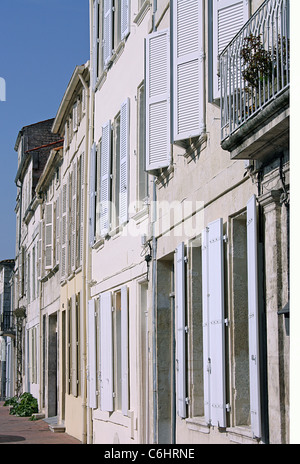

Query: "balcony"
<box><xmin>220</xmin><ymin>0</ymin><xmax>290</xmax><ymax>161</ymax></box>
<box><xmin>0</xmin><ymin>311</ymin><xmax>15</xmax><ymax>337</ymax></box>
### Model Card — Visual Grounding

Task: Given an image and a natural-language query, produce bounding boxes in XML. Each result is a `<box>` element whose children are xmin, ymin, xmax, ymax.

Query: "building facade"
<box><xmin>51</xmin><ymin>62</ymin><xmax>90</xmax><ymax>440</ymax></box>
<box><xmin>13</xmin><ymin>119</ymin><xmax>63</xmax><ymax>404</ymax></box>
<box><xmin>0</xmin><ymin>259</ymin><xmax>14</xmax><ymax>399</ymax></box>
<box><xmin>6</xmin><ymin>0</ymin><xmax>290</xmax><ymax>446</ymax></box>
<box><xmin>87</xmin><ymin>0</ymin><xmax>289</xmax><ymax>445</ymax></box>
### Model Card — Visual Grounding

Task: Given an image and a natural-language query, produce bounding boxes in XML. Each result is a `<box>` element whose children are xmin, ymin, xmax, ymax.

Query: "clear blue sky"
<box><xmin>0</xmin><ymin>0</ymin><xmax>89</xmax><ymax>261</ymax></box>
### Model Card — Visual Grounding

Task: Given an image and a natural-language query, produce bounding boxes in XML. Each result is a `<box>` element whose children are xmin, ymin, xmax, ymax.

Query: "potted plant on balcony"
<box><xmin>241</xmin><ymin>32</ymin><xmax>289</xmax><ymax>108</ymax></box>
<box><xmin>240</xmin><ymin>33</ymin><xmax>272</xmax><ymax>97</ymax></box>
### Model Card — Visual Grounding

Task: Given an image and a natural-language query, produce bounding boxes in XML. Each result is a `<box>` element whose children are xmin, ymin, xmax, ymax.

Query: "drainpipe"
<box><xmin>85</xmin><ymin>0</ymin><xmax>95</xmax><ymax>444</ymax></box>
<box><xmin>78</xmin><ymin>69</ymin><xmax>89</xmax><ymax>445</ymax></box>
<box><xmin>151</xmin><ymin>0</ymin><xmax>158</xmax><ymax>445</ymax></box>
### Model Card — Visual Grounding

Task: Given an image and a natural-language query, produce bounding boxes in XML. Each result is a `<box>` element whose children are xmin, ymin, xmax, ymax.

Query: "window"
<box><xmin>69</xmin><ymin>294</ymin><xmax>80</xmax><ymax>397</ymax></box>
<box><xmin>93</xmin><ymin>0</ymin><xmax>130</xmax><ymax>86</ymax></box>
<box><xmin>188</xmin><ymin>238</ymin><xmax>204</xmax><ymax>418</ymax></box>
<box><xmin>28</xmin><ymin>326</ymin><xmax>37</xmax><ymax>384</ymax></box>
<box><xmin>230</xmin><ymin>196</ymin><xmax>262</xmax><ymax>438</ymax></box>
<box><xmin>112</xmin><ymin>112</ymin><xmax>121</xmax><ymax>229</ymax></box>
<box><xmin>92</xmin><ymin>99</ymin><xmax>129</xmax><ymax>240</ymax></box>
<box><xmin>137</xmin><ymin>82</ymin><xmax>148</xmax><ymax>209</ymax></box>
<box><xmin>45</xmin><ymin>203</ymin><xmax>53</xmax><ymax>270</ymax></box>
<box><xmin>99</xmin><ymin>287</ymin><xmax>129</xmax><ymax>415</ymax></box>
<box><xmin>77</xmin><ymin>154</ymin><xmax>85</xmax><ymax>266</ymax></box>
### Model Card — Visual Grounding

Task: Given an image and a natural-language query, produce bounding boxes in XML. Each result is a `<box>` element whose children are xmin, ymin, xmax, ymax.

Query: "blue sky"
<box><xmin>0</xmin><ymin>0</ymin><xmax>89</xmax><ymax>261</ymax></box>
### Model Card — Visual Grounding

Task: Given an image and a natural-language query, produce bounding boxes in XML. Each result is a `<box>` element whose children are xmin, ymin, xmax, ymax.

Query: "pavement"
<box><xmin>0</xmin><ymin>401</ymin><xmax>81</xmax><ymax>444</ymax></box>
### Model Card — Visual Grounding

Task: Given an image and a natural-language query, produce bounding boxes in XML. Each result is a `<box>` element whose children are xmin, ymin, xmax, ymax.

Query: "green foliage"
<box><xmin>3</xmin><ymin>392</ymin><xmax>38</xmax><ymax>417</ymax></box>
<box><xmin>240</xmin><ymin>33</ymin><xmax>272</xmax><ymax>90</ymax></box>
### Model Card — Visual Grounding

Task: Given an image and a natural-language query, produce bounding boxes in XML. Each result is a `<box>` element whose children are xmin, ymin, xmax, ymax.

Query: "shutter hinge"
<box><xmin>223</xmin><ymin>234</ymin><xmax>228</xmax><ymax>243</ymax></box>
<box><xmin>224</xmin><ymin>318</ymin><xmax>230</xmax><ymax>327</ymax></box>
<box><xmin>185</xmin><ymin>397</ymin><xmax>190</xmax><ymax>405</ymax></box>
<box><xmin>112</xmin><ymin>392</ymin><xmax>116</xmax><ymax>398</ymax></box>
<box><xmin>112</xmin><ymin>306</ymin><xmax>115</xmax><ymax>312</ymax></box>
<box><xmin>185</xmin><ymin>326</ymin><xmax>189</xmax><ymax>334</ymax></box>
<box><xmin>226</xmin><ymin>403</ymin><xmax>231</xmax><ymax>412</ymax></box>
<box><xmin>207</xmin><ymin>358</ymin><xmax>211</xmax><ymax>374</ymax></box>
<box><xmin>184</xmin><ymin>256</ymin><xmax>188</xmax><ymax>263</ymax></box>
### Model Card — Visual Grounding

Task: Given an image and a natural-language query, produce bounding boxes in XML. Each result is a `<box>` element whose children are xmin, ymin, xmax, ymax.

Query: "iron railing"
<box><xmin>220</xmin><ymin>0</ymin><xmax>290</xmax><ymax>142</ymax></box>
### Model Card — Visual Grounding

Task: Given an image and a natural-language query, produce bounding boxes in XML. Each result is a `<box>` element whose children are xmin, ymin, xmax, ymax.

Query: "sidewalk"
<box><xmin>0</xmin><ymin>401</ymin><xmax>81</xmax><ymax>444</ymax></box>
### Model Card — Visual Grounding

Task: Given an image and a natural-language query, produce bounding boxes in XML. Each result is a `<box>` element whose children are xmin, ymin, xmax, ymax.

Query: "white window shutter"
<box><xmin>103</xmin><ymin>0</ymin><xmax>113</xmax><ymax>67</ymax></box>
<box><xmin>100</xmin><ymin>291</ymin><xmax>113</xmax><ymax>412</ymax></box>
<box><xmin>121</xmin><ymin>0</ymin><xmax>130</xmax><ymax>40</ymax></box>
<box><xmin>55</xmin><ymin>196</ymin><xmax>60</xmax><ymax>266</ymax></box>
<box><xmin>172</xmin><ymin>0</ymin><xmax>205</xmax><ymax>142</ymax></box>
<box><xmin>100</xmin><ymin>121</ymin><xmax>112</xmax><ymax>236</ymax></box>
<box><xmin>213</xmin><ymin>0</ymin><xmax>249</xmax><ymax>99</ymax></box>
<box><xmin>71</xmin><ymin>164</ymin><xmax>77</xmax><ymax>271</ymax></box>
<box><xmin>38</xmin><ymin>221</ymin><xmax>43</xmax><ymax>280</ymax></box>
<box><xmin>175</xmin><ymin>242</ymin><xmax>186</xmax><ymax>419</ymax></box>
<box><xmin>61</xmin><ymin>183</ymin><xmax>68</xmax><ymax>279</ymax></box>
<box><xmin>88</xmin><ymin>299</ymin><xmax>97</xmax><ymax>409</ymax></box>
<box><xmin>201</xmin><ymin>219</ymin><xmax>226</xmax><ymax>427</ymax></box>
<box><xmin>121</xmin><ymin>285</ymin><xmax>129</xmax><ymax>416</ymax></box>
<box><xmin>79</xmin><ymin>154</ymin><xmax>85</xmax><ymax>264</ymax></box>
<box><xmin>71</xmin><ymin>294</ymin><xmax>78</xmax><ymax>397</ymax></box>
<box><xmin>89</xmin><ymin>143</ymin><xmax>96</xmax><ymax>246</ymax></box>
<box><xmin>119</xmin><ymin>98</ymin><xmax>130</xmax><ymax>225</ymax></box>
<box><xmin>45</xmin><ymin>203</ymin><xmax>53</xmax><ymax>270</ymax></box>
<box><xmin>92</xmin><ymin>0</ymin><xmax>99</xmax><ymax>90</ymax></box>
<box><xmin>73</xmin><ymin>102</ymin><xmax>78</xmax><ymax>132</ymax></box>
<box><xmin>201</xmin><ymin>227</ymin><xmax>211</xmax><ymax>424</ymax></box>
<box><xmin>145</xmin><ymin>29</ymin><xmax>171</xmax><ymax>171</ymax></box>
<box><xmin>247</xmin><ymin>195</ymin><xmax>262</xmax><ymax>438</ymax></box>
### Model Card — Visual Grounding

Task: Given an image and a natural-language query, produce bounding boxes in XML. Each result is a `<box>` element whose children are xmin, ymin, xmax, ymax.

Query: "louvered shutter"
<box><xmin>247</xmin><ymin>195</ymin><xmax>261</xmax><ymax>438</ymax></box>
<box><xmin>79</xmin><ymin>154</ymin><xmax>85</xmax><ymax>264</ymax></box>
<box><xmin>71</xmin><ymin>294</ymin><xmax>78</xmax><ymax>397</ymax></box>
<box><xmin>71</xmin><ymin>165</ymin><xmax>77</xmax><ymax>271</ymax></box>
<box><xmin>213</xmin><ymin>0</ymin><xmax>249</xmax><ymax>99</ymax></box>
<box><xmin>100</xmin><ymin>291</ymin><xmax>113</xmax><ymax>412</ymax></box>
<box><xmin>103</xmin><ymin>0</ymin><xmax>113</xmax><ymax>67</ymax></box>
<box><xmin>56</xmin><ymin>196</ymin><xmax>60</xmax><ymax>266</ymax></box>
<box><xmin>89</xmin><ymin>143</ymin><xmax>96</xmax><ymax>246</ymax></box>
<box><xmin>119</xmin><ymin>98</ymin><xmax>130</xmax><ymax>225</ymax></box>
<box><xmin>38</xmin><ymin>221</ymin><xmax>43</xmax><ymax>280</ymax></box>
<box><xmin>88</xmin><ymin>299</ymin><xmax>97</xmax><ymax>409</ymax></box>
<box><xmin>175</xmin><ymin>242</ymin><xmax>186</xmax><ymax>419</ymax></box>
<box><xmin>61</xmin><ymin>183</ymin><xmax>68</xmax><ymax>279</ymax></box>
<box><xmin>92</xmin><ymin>0</ymin><xmax>99</xmax><ymax>89</ymax></box>
<box><xmin>73</xmin><ymin>102</ymin><xmax>78</xmax><ymax>132</ymax></box>
<box><xmin>121</xmin><ymin>0</ymin><xmax>130</xmax><ymax>40</ymax></box>
<box><xmin>100</xmin><ymin>121</ymin><xmax>112</xmax><ymax>236</ymax></box>
<box><xmin>202</xmin><ymin>227</ymin><xmax>211</xmax><ymax>423</ymax></box>
<box><xmin>202</xmin><ymin>219</ymin><xmax>226</xmax><ymax>427</ymax></box>
<box><xmin>145</xmin><ymin>29</ymin><xmax>171</xmax><ymax>171</ymax></box>
<box><xmin>121</xmin><ymin>285</ymin><xmax>129</xmax><ymax>416</ymax></box>
<box><xmin>45</xmin><ymin>203</ymin><xmax>53</xmax><ymax>270</ymax></box>
<box><xmin>208</xmin><ymin>219</ymin><xmax>226</xmax><ymax>427</ymax></box>
<box><xmin>172</xmin><ymin>0</ymin><xmax>205</xmax><ymax>142</ymax></box>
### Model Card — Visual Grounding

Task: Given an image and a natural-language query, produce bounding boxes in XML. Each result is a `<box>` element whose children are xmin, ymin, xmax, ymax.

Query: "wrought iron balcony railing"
<box><xmin>220</xmin><ymin>0</ymin><xmax>290</xmax><ymax>143</ymax></box>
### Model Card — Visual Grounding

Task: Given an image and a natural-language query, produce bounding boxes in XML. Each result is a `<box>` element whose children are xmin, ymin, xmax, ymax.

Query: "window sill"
<box><xmin>226</xmin><ymin>426</ymin><xmax>260</xmax><ymax>444</ymax></box>
<box><xmin>133</xmin><ymin>0</ymin><xmax>151</xmax><ymax>26</ymax></box>
<box><xmin>185</xmin><ymin>416</ymin><xmax>210</xmax><ymax>434</ymax></box>
<box><xmin>132</xmin><ymin>205</ymin><xmax>149</xmax><ymax>223</ymax></box>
